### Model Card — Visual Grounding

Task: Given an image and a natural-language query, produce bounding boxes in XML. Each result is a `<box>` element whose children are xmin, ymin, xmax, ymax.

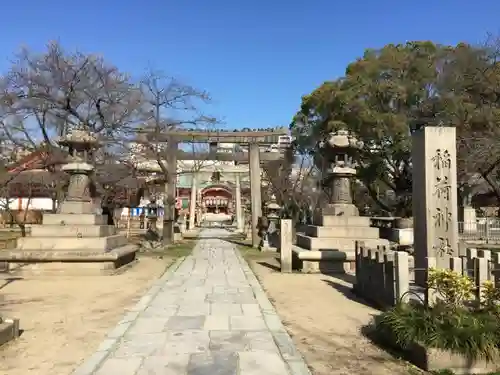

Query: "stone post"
<box><xmin>463</xmin><ymin>206</ymin><xmax>477</xmax><ymax>233</ymax></box>
<box><xmin>280</xmin><ymin>219</ymin><xmax>292</xmax><ymax>273</ymax></box>
<box><xmin>394</xmin><ymin>251</ymin><xmax>410</xmax><ymax>303</ymax></box>
<box><xmin>249</xmin><ymin>143</ymin><xmax>262</xmax><ymax>248</ymax></box>
<box><xmin>412</xmin><ymin>127</ymin><xmax>459</xmax><ymax>286</ymax></box>
<box><xmin>189</xmin><ymin>173</ymin><xmax>197</xmax><ymax>230</ymax></box>
<box><xmin>163</xmin><ymin>137</ymin><xmax>178</xmax><ymax>245</ymax></box>
<box><xmin>235</xmin><ymin>173</ymin><xmax>243</xmax><ymax>232</ymax></box>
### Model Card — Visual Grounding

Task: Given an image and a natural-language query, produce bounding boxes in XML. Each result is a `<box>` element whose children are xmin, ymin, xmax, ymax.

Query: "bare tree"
<box><xmin>135</xmin><ymin>69</ymin><xmax>218</xmax><ymax>242</ymax></box>
<box><xmin>0</xmin><ymin>42</ymin><xmax>145</xmax><ymax>224</ymax></box>
<box><xmin>1</xmin><ymin>41</ymin><xmax>143</xmax><ymax>146</ymax></box>
<box><xmin>263</xmin><ymin>149</ymin><xmax>321</xmax><ymax>223</ymax></box>
<box><xmin>137</xmin><ymin>69</ymin><xmax>216</xmax><ymax>170</ymax></box>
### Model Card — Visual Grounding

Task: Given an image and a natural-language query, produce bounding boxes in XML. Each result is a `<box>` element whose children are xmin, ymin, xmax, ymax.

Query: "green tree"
<box><xmin>292</xmin><ymin>40</ymin><xmax>500</xmax><ymax>215</ymax></box>
<box><xmin>439</xmin><ymin>40</ymin><xmax>500</xmax><ymax>205</ymax></box>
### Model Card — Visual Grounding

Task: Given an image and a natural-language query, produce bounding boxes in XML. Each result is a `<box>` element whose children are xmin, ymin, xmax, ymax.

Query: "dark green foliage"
<box><xmin>291</xmin><ymin>39</ymin><xmax>500</xmax><ymax>214</ymax></box>
<box><xmin>374</xmin><ymin>302</ymin><xmax>500</xmax><ymax>362</ymax></box>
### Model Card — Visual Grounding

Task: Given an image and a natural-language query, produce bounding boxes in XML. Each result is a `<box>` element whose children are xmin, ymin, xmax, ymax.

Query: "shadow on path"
<box><xmin>322</xmin><ymin>276</ymin><xmax>383</xmax><ymax>311</ymax></box>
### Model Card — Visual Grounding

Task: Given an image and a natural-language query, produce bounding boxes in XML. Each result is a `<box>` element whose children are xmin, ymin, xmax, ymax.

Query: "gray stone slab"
<box><xmin>264</xmin><ymin>311</ymin><xmax>287</xmax><ymax>332</ymax></box>
<box><xmin>230</xmin><ymin>315</ymin><xmax>267</xmax><ymax>331</ymax></box>
<box><xmin>73</xmin><ymin>229</ymin><xmax>311</xmax><ymax>375</ymax></box>
<box><xmin>136</xmin><ymin>354</ymin><xmax>190</xmax><ymax>375</ymax></box>
<box><xmin>112</xmin><ymin>333</ymin><xmax>168</xmax><ymax>358</ymax></box>
<box><xmin>71</xmin><ymin>351</ymin><xmax>110</xmax><ymax>375</ymax></box>
<box><xmin>163</xmin><ymin>330</ymin><xmax>210</xmax><ymax>355</ymax></box>
<box><xmin>203</xmin><ymin>315</ymin><xmax>230</xmax><ymax>330</ymax></box>
<box><xmin>94</xmin><ymin>357</ymin><xmax>143</xmax><ymax>375</ymax></box>
<box><xmin>177</xmin><ymin>303</ymin><xmax>211</xmax><ymax>316</ymax></box>
<box><xmin>127</xmin><ymin>318</ymin><xmax>169</xmax><ymax>335</ymax></box>
<box><xmin>241</xmin><ymin>304</ymin><xmax>262</xmax><ymax>316</ymax></box>
<box><xmin>141</xmin><ymin>305</ymin><xmax>179</xmax><ymax>318</ymax></box>
<box><xmin>187</xmin><ymin>351</ymin><xmax>238</xmax><ymax>375</ymax></box>
<box><xmin>245</xmin><ymin>331</ymin><xmax>281</xmax><ymax>353</ymax></box>
<box><xmin>210</xmin><ymin>303</ymin><xmax>243</xmax><ymax>315</ymax></box>
<box><xmin>209</xmin><ymin>331</ymin><xmax>248</xmax><ymax>352</ymax></box>
<box><xmin>273</xmin><ymin>331</ymin><xmax>303</xmax><ymax>361</ymax></box>
<box><xmin>238</xmin><ymin>351</ymin><xmax>289</xmax><ymax>375</ymax></box>
<box><xmin>206</xmin><ymin>292</ymin><xmax>255</xmax><ymax>304</ymax></box>
<box><xmin>166</xmin><ymin>315</ymin><xmax>206</xmax><ymax>330</ymax></box>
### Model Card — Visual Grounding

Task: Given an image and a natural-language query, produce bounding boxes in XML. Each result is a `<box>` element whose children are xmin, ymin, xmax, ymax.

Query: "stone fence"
<box><xmin>370</xmin><ymin>216</ymin><xmax>500</xmax><ymax>245</ymax></box>
<box><xmin>353</xmin><ymin>241</ymin><xmax>500</xmax><ymax>309</ymax></box>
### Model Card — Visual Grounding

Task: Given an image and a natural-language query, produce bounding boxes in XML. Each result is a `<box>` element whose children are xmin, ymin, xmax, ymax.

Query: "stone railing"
<box><xmin>370</xmin><ymin>217</ymin><xmax>413</xmax><ymax>246</ymax></box>
<box><xmin>458</xmin><ymin>219</ymin><xmax>500</xmax><ymax>244</ymax></box>
<box><xmin>353</xmin><ymin>242</ymin><xmax>410</xmax><ymax>308</ymax></box>
<box><xmin>371</xmin><ymin>216</ymin><xmax>500</xmax><ymax>245</ymax></box>
<box><xmin>370</xmin><ymin>217</ymin><xmax>396</xmax><ymax>229</ymax></box>
<box><xmin>353</xmin><ymin>241</ymin><xmax>500</xmax><ymax>309</ymax></box>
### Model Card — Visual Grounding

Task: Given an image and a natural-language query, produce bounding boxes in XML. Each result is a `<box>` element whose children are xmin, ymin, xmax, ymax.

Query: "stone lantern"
<box><xmin>146</xmin><ymin>198</ymin><xmax>159</xmax><ymax>231</ymax></box>
<box><xmin>314</xmin><ymin>129</ymin><xmax>364</xmax><ymax>217</ymax></box>
<box><xmin>57</xmin><ymin>127</ymin><xmax>99</xmax><ymax>214</ymax></box>
<box><xmin>266</xmin><ymin>195</ymin><xmax>281</xmax><ymax>249</ymax></box>
<box><xmin>257</xmin><ymin>216</ymin><xmax>269</xmax><ymax>250</ymax></box>
<box><xmin>266</xmin><ymin>195</ymin><xmax>281</xmax><ymax>233</ymax></box>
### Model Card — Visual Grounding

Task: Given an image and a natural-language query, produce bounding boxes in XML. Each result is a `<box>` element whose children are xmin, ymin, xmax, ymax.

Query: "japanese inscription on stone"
<box><xmin>412</xmin><ymin>127</ymin><xmax>459</xmax><ymax>285</ymax></box>
<box><xmin>431</xmin><ymin>148</ymin><xmax>454</xmax><ymax>257</ymax></box>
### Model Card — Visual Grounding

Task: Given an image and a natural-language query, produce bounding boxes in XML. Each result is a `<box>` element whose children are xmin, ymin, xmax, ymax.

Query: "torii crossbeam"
<box><xmin>137</xmin><ymin>128</ymin><xmax>290</xmax><ymax>248</ymax></box>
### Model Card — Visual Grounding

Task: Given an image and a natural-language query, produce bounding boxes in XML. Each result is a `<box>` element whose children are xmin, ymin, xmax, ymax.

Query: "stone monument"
<box><xmin>0</xmin><ymin>128</ymin><xmax>138</xmax><ymax>274</ymax></box>
<box><xmin>293</xmin><ymin>129</ymin><xmax>389</xmax><ymax>272</ymax></box>
<box><xmin>412</xmin><ymin>126</ymin><xmax>459</xmax><ymax>286</ymax></box>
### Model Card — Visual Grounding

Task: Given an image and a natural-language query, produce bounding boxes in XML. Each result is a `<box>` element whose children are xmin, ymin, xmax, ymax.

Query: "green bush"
<box><xmin>373</xmin><ymin>268</ymin><xmax>500</xmax><ymax>363</ymax></box>
<box><xmin>374</xmin><ymin>302</ymin><xmax>499</xmax><ymax>362</ymax></box>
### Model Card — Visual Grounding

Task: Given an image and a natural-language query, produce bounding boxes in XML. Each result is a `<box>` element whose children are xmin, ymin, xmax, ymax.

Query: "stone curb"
<box><xmin>234</xmin><ymin>248</ymin><xmax>312</xmax><ymax>375</ymax></box>
<box><xmin>70</xmin><ymin>256</ymin><xmax>187</xmax><ymax>375</ymax></box>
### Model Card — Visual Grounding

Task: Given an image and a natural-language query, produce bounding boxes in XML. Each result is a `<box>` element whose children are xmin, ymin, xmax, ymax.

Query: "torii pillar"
<box><xmin>249</xmin><ymin>143</ymin><xmax>262</xmax><ymax>248</ymax></box>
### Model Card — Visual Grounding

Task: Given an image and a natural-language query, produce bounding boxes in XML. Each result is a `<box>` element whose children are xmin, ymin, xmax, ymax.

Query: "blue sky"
<box><xmin>2</xmin><ymin>0</ymin><xmax>499</xmax><ymax>130</ymax></box>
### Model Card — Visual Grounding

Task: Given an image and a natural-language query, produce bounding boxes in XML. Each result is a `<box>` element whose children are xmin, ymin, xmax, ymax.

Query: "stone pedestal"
<box><xmin>0</xmin><ymin>128</ymin><xmax>137</xmax><ymax>275</ymax></box>
<box><xmin>0</xmin><ymin>212</ymin><xmax>137</xmax><ymax>275</ymax></box>
<box><xmin>326</xmin><ymin>166</ymin><xmax>359</xmax><ymax>216</ymax></box>
<box><xmin>295</xmin><ymin>215</ymin><xmax>389</xmax><ymax>272</ymax></box>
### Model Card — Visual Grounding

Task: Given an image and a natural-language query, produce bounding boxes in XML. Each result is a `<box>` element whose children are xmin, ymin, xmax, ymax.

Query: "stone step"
<box><xmin>43</xmin><ymin>214</ymin><xmax>107</xmax><ymax>226</ymax></box>
<box><xmin>315</xmin><ymin>215</ymin><xmax>371</xmax><ymax>227</ymax></box>
<box><xmin>296</xmin><ymin>234</ymin><xmax>389</xmax><ymax>251</ymax></box>
<box><xmin>1</xmin><ymin>244</ymin><xmax>138</xmax><ymax>276</ymax></box>
<box><xmin>305</xmin><ymin>225</ymin><xmax>380</xmax><ymax>239</ymax></box>
<box><xmin>16</xmin><ymin>234</ymin><xmax>128</xmax><ymax>251</ymax></box>
<box><xmin>30</xmin><ymin>224</ymin><xmax>117</xmax><ymax>238</ymax></box>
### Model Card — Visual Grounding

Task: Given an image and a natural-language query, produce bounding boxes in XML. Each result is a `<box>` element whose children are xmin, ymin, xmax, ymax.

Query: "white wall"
<box><xmin>0</xmin><ymin>197</ymin><xmax>54</xmax><ymax>210</ymax></box>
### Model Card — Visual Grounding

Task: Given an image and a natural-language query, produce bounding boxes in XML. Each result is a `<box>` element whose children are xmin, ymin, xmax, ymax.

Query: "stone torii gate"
<box><xmin>138</xmin><ymin>128</ymin><xmax>288</xmax><ymax>247</ymax></box>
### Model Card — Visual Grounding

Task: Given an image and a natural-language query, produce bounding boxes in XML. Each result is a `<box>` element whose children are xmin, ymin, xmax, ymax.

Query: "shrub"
<box><xmin>427</xmin><ymin>268</ymin><xmax>474</xmax><ymax>309</ymax></box>
<box><xmin>373</xmin><ymin>268</ymin><xmax>500</xmax><ymax>362</ymax></box>
<box><xmin>482</xmin><ymin>280</ymin><xmax>500</xmax><ymax>317</ymax></box>
<box><xmin>375</xmin><ymin>302</ymin><xmax>499</xmax><ymax>361</ymax></box>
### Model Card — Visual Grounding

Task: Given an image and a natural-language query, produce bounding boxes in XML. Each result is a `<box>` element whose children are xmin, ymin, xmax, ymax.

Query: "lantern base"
<box><xmin>58</xmin><ymin>200</ymin><xmax>96</xmax><ymax>214</ymax></box>
<box><xmin>320</xmin><ymin>203</ymin><xmax>359</xmax><ymax>218</ymax></box>
<box><xmin>0</xmin><ymin>209</ymin><xmax>138</xmax><ymax>275</ymax></box>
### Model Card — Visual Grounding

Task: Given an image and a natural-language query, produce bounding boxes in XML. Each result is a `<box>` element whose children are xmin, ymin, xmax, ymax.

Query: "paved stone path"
<box><xmin>72</xmin><ymin>228</ymin><xmax>310</xmax><ymax>375</ymax></box>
